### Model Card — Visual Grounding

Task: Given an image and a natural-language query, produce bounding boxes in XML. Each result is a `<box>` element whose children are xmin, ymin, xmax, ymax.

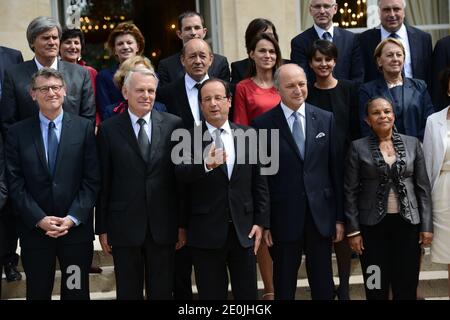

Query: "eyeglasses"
<box><xmin>310</xmin><ymin>3</ymin><xmax>336</xmax><ymax>11</ymax></box>
<box><xmin>33</xmin><ymin>85</ymin><xmax>64</xmax><ymax>94</ymax></box>
<box><xmin>201</xmin><ymin>95</ymin><xmax>228</xmax><ymax>104</ymax></box>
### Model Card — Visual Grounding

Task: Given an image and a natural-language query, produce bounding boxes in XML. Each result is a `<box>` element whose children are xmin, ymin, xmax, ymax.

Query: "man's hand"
<box><xmin>263</xmin><ymin>229</ymin><xmax>273</xmax><ymax>247</ymax></box>
<box><xmin>348</xmin><ymin>235</ymin><xmax>364</xmax><ymax>255</ymax></box>
<box><xmin>38</xmin><ymin>216</ymin><xmax>68</xmax><ymax>238</ymax></box>
<box><xmin>175</xmin><ymin>228</ymin><xmax>187</xmax><ymax>250</ymax></box>
<box><xmin>419</xmin><ymin>232</ymin><xmax>433</xmax><ymax>246</ymax></box>
<box><xmin>248</xmin><ymin>225</ymin><xmax>263</xmax><ymax>255</ymax></box>
<box><xmin>99</xmin><ymin>233</ymin><xmax>112</xmax><ymax>255</ymax></box>
<box><xmin>205</xmin><ymin>143</ymin><xmax>227</xmax><ymax>170</ymax></box>
<box><xmin>333</xmin><ymin>223</ymin><xmax>344</xmax><ymax>243</ymax></box>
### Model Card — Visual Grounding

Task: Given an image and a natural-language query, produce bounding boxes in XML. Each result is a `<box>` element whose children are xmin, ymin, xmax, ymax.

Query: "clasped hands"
<box><xmin>38</xmin><ymin>216</ymin><xmax>74</xmax><ymax>238</ymax></box>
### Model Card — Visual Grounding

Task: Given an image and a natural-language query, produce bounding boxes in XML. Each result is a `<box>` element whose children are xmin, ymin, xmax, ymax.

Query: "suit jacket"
<box><xmin>359</xmin><ymin>77</ymin><xmax>434</xmax><ymax>140</ymax></box>
<box><xmin>290</xmin><ymin>26</ymin><xmax>364</xmax><ymax>84</ymax></box>
<box><xmin>156</xmin><ymin>76</ymin><xmax>196</xmax><ymax>129</ymax></box>
<box><xmin>358</xmin><ymin>25</ymin><xmax>432</xmax><ymax>86</ymax></box>
<box><xmin>251</xmin><ymin>104</ymin><xmax>343</xmax><ymax>242</ymax></box>
<box><xmin>431</xmin><ymin>36</ymin><xmax>450</xmax><ymax>111</ymax></box>
<box><xmin>344</xmin><ymin>134</ymin><xmax>432</xmax><ymax>234</ymax></box>
<box><xmin>0</xmin><ymin>46</ymin><xmax>23</xmax><ymax>88</ymax></box>
<box><xmin>96</xmin><ymin>110</ymin><xmax>183</xmax><ymax>246</ymax></box>
<box><xmin>0</xmin><ymin>135</ymin><xmax>8</xmax><ymax>257</ymax></box>
<box><xmin>175</xmin><ymin>122</ymin><xmax>270</xmax><ymax>249</ymax></box>
<box><xmin>5</xmin><ymin>113</ymin><xmax>100</xmax><ymax>249</ymax></box>
<box><xmin>0</xmin><ymin>60</ymin><xmax>95</xmax><ymax>134</ymax></box>
<box><xmin>423</xmin><ymin>106</ymin><xmax>450</xmax><ymax>191</ymax></box>
<box><xmin>95</xmin><ymin>64</ymin><xmax>122</xmax><ymax>119</ymax></box>
<box><xmin>157</xmin><ymin>52</ymin><xmax>230</xmax><ymax>87</ymax></box>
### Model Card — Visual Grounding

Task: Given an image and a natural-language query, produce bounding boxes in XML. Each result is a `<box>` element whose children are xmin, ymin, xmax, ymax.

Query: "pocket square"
<box><xmin>315</xmin><ymin>132</ymin><xmax>326</xmax><ymax>139</ymax></box>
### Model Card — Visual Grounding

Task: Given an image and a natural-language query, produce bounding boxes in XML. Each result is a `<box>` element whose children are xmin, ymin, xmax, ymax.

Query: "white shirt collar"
<box><xmin>280</xmin><ymin>101</ymin><xmax>306</xmax><ymax>120</ymax></box>
<box><xmin>313</xmin><ymin>24</ymin><xmax>334</xmax><ymax>39</ymax></box>
<box><xmin>381</xmin><ymin>23</ymin><xmax>407</xmax><ymax>40</ymax></box>
<box><xmin>185</xmin><ymin>73</ymin><xmax>209</xmax><ymax>90</ymax></box>
<box><xmin>128</xmin><ymin>108</ymin><xmax>151</xmax><ymax>125</ymax></box>
<box><xmin>205</xmin><ymin>120</ymin><xmax>232</xmax><ymax>136</ymax></box>
<box><xmin>34</xmin><ymin>57</ymin><xmax>58</xmax><ymax>70</ymax></box>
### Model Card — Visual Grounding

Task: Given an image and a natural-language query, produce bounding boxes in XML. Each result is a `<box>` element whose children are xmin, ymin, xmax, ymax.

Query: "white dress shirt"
<box><xmin>34</xmin><ymin>57</ymin><xmax>58</xmax><ymax>70</ymax></box>
<box><xmin>128</xmin><ymin>109</ymin><xmax>152</xmax><ymax>145</ymax></box>
<box><xmin>185</xmin><ymin>73</ymin><xmax>209</xmax><ymax>126</ymax></box>
<box><xmin>313</xmin><ymin>24</ymin><xmax>334</xmax><ymax>40</ymax></box>
<box><xmin>381</xmin><ymin>24</ymin><xmax>412</xmax><ymax>78</ymax></box>
<box><xmin>205</xmin><ymin>120</ymin><xmax>235</xmax><ymax>180</ymax></box>
<box><xmin>280</xmin><ymin>101</ymin><xmax>306</xmax><ymax>137</ymax></box>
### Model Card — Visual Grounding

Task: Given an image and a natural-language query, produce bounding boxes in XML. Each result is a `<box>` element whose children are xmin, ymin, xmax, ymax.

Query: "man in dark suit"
<box><xmin>96</xmin><ymin>68</ymin><xmax>184</xmax><ymax>300</ymax></box>
<box><xmin>175</xmin><ymin>78</ymin><xmax>269</xmax><ymax>299</ymax></box>
<box><xmin>358</xmin><ymin>0</ymin><xmax>432</xmax><ymax>86</ymax></box>
<box><xmin>0</xmin><ymin>16</ymin><xmax>95</xmax><ymax>134</ymax></box>
<box><xmin>252</xmin><ymin>64</ymin><xmax>344</xmax><ymax>300</ymax></box>
<box><xmin>0</xmin><ymin>45</ymin><xmax>23</xmax><ymax>283</ymax></box>
<box><xmin>431</xmin><ymin>35</ymin><xmax>450</xmax><ymax>111</ymax></box>
<box><xmin>157</xmin><ymin>38</ymin><xmax>213</xmax><ymax>299</ymax></box>
<box><xmin>5</xmin><ymin>68</ymin><xmax>100</xmax><ymax>300</ymax></box>
<box><xmin>157</xmin><ymin>11</ymin><xmax>230</xmax><ymax>87</ymax></box>
<box><xmin>290</xmin><ymin>0</ymin><xmax>364</xmax><ymax>84</ymax></box>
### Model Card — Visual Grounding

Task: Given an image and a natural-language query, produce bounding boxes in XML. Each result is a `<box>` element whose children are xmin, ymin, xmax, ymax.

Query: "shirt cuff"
<box><xmin>67</xmin><ymin>215</ymin><xmax>80</xmax><ymax>226</ymax></box>
<box><xmin>347</xmin><ymin>231</ymin><xmax>361</xmax><ymax>237</ymax></box>
<box><xmin>204</xmin><ymin>161</ymin><xmax>213</xmax><ymax>173</ymax></box>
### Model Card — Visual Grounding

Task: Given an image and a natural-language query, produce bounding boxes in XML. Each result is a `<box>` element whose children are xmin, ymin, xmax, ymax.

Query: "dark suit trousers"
<box><xmin>174</xmin><ymin>246</ymin><xmax>193</xmax><ymax>300</ymax></box>
<box><xmin>359</xmin><ymin>214</ymin><xmax>420</xmax><ymax>300</ymax></box>
<box><xmin>191</xmin><ymin>223</ymin><xmax>257</xmax><ymax>300</ymax></box>
<box><xmin>112</xmin><ymin>231</ymin><xmax>175</xmax><ymax>300</ymax></box>
<box><xmin>21</xmin><ymin>241</ymin><xmax>93</xmax><ymax>300</ymax></box>
<box><xmin>270</xmin><ymin>209</ymin><xmax>334</xmax><ymax>300</ymax></box>
<box><xmin>2</xmin><ymin>213</ymin><xmax>19</xmax><ymax>265</ymax></box>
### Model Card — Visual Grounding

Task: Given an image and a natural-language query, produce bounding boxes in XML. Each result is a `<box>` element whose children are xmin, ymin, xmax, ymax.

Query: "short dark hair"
<box><xmin>244</xmin><ymin>18</ymin><xmax>278</xmax><ymax>54</ymax></box>
<box><xmin>440</xmin><ymin>67</ymin><xmax>450</xmax><ymax>97</ymax></box>
<box><xmin>177</xmin><ymin>11</ymin><xmax>205</xmax><ymax>30</ymax></box>
<box><xmin>308</xmin><ymin>39</ymin><xmax>338</xmax><ymax>61</ymax></box>
<box><xmin>61</xmin><ymin>27</ymin><xmax>85</xmax><ymax>49</ymax></box>
<box><xmin>197</xmin><ymin>78</ymin><xmax>231</xmax><ymax>103</ymax></box>
<box><xmin>365</xmin><ymin>96</ymin><xmax>394</xmax><ymax>116</ymax></box>
<box><xmin>31</xmin><ymin>68</ymin><xmax>66</xmax><ymax>89</ymax></box>
<box><xmin>247</xmin><ymin>33</ymin><xmax>282</xmax><ymax>78</ymax></box>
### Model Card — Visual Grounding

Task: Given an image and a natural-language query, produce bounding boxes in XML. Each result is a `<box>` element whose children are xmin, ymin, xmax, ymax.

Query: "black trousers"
<box><xmin>21</xmin><ymin>242</ymin><xmax>93</xmax><ymax>300</ymax></box>
<box><xmin>269</xmin><ymin>210</ymin><xmax>334</xmax><ymax>300</ymax></box>
<box><xmin>191</xmin><ymin>223</ymin><xmax>258</xmax><ymax>300</ymax></box>
<box><xmin>359</xmin><ymin>214</ymin><xmax>421</xmax><ymax>300</ymax></box>
<box><xmin>2</xmin><ymin>213</ymin><xmax>19</xmax><ymax>266</ymax></box>
<box><xmin>174</xmin><ymin>246</ymin><xmax>193</xmax><ymax>300</ymax></box>
<box><xmin>112</xmin><ymin>232</ymin><xmax>175</xmax><ymax>300</ymax></box>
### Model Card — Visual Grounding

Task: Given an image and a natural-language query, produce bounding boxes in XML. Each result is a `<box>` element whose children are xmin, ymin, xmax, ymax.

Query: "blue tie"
<box><xmin>292</xmin><ymin>112</ymin><xmax>305</xmax><ymax>159</ymax></box>
<box><xmin>47</xmin><ymin>121</ymin><xmax>58</xmax><ymax>176</ymax></box>
<box><xmin>322</xmin><ymin>32</ymin><xmax>332</xmax><ymax>42</ymax></box>
<box><xmin>389</xmin><ymin>32</ymin><xmax>399</xmax><ymax>39</ymax></box>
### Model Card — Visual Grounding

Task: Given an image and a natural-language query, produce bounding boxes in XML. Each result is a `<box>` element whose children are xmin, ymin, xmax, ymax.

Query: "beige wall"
<box><xmin>0</xmin><ymin>0</ymin><xmax>52</xmax><ymax>60</ymax></box>
<box><xmin>219</xmin><ymin>0</ymin><xmax>300</xmax><ymax>63</ymax></box>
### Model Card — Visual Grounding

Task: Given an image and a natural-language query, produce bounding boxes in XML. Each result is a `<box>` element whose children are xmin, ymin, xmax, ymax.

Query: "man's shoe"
<box><xmin>4</xmin><ymin>263</ymin><xmax>22</xmax><ymax>282</ymax></box>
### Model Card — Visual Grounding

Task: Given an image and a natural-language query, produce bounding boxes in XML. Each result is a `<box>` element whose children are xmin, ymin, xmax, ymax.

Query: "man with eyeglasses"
<box><xmin>4</xmin><ymin>68</ymin><xmax>100</xmax><ymax>300</ymax></box>
<box><xmin>175</xmin><ymin>78</ymin><xmax>269</xmax><ymax>299</ymax></box>
<box><xmin>290</xmin><ymin>0</ymin><xmax>364</xmax><ymax>84</ymax></box>
<box><xmin>358</xmin><ymin>0</ymin><xmax>432</xmax><ymax>86</ymax></box>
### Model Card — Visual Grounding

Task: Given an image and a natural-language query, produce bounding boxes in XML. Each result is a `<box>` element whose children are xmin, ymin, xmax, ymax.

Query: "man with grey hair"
<box><xmin>5</xmin><ymin>67</ymin><xmax>100</xmax><ymax>299</ymax></box>
<box><xmin>290</xmin><ymin>0</ymin><xmax>364</xmax><ymax>84</ymax></box>
<box><xmin>97</xmin><ymin>68</ymin><xmax>184</xmax><ymax>299</ymax></box>
<box><xmin>252</xmin><ymin>64</ymin><xmax>343</xmax><ymax>300</ymax></box>
<box><xmin>0</xmin><ymin>16</ymin><xmax>95</xmax><ymax>134</ymax></box>
<box><xmin>358</xmin><ymin>0</ymin><xmax>432</xmax><ymax>86</ymax></box>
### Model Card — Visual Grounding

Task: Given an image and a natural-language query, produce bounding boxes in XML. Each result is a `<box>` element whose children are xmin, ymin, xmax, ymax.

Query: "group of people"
<box><xmin>0</xmin><ymin>0</ymin><xmax>449</xmax><ymax>301</ymax></box>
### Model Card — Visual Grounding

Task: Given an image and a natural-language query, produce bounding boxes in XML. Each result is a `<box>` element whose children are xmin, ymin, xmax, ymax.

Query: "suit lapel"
<box><xmin>116</xmin><ymin>111</ymin><xmax>147</xmax><ymax>164</ymax></box>
<box><xmin>304</xmin><ymin>104</ymin><xmax>318</xmax><ymax>163</ymax></box>
<box><xmin>229</xmin><ymin>123</ymin><xmax>240</xmax><ymax>180</ymax></box>
<box><xmin>406</xmin><ymin>26</ymin><xmax>419</xmax><ymax>77</ymax></box>
<box><xmin>176</xmin><ymin>78</ymin><xmax>195</xmax><ymax>126</ymax></box>
<box><xmin>31</xmin><ymin>116</ymin><xmax>49</xmax><ymax>174</ymax></box>
<box><xmin>272</xmin><ymin>105</ymin><xmax>303</xmax><ymax>161</ymax></box>
<box><xmin>147</xmin><ymin>110</ymin><xmax>162</xmax><ymax>171</ymax></box>
<box><xmin>53</xmin><ymin>112</ymin><xmax>72</xmax><ymax>178</ymax></box>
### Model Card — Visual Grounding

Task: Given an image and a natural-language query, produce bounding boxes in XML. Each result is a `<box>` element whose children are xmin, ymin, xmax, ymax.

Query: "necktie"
<box><xmin>322</xmin><ymin>32</ymin><xmax>332</xmax><ymax>42</ymax></box>
<box><xmin>389</xmin><ymin>32</ymin><xmax>399</xmax><ymax>39</ymax></box>
<box><xmin>214</xmin><ymin>128</ymin><xmax>228</xmax><ymax>177</ymax></box>
<box><xmin>194</xmin><ymin>83</ymin><xmax>205</xmax><ymax>122</ymax></box>
<box><xmin>291</xmin><ymin>112</ymin><xmax>305</xmax><ymax>159</ymax></box>
<box><xmin>137</xmin><ymin>118</ymin><xmax>150</xmax><ymax>161</ymax></box>
<box><xmin>47</xmin><ymin>121</ymin><xmax>58</xmax><ymax>176</ymax></box>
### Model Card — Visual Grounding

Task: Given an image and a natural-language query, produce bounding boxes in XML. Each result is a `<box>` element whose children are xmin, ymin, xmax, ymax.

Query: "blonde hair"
<box><xmin>113</xmin><ymin>55</ymin><xmax>154</xmax><ymax>90</ymax></box>
<box><xmin>373</xmin><ymin>38</ymin><xmax>405</xmax><ymax>70</ymax></box>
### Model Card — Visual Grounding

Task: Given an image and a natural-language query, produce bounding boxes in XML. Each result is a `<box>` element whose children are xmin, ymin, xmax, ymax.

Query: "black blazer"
<box><xmin>344</xmin><ymin>134</ymin><xmax>432</xmax><ymax>234</ymax></box>
<box><xmin>0</xmin><ymin>135</ymin><xmax>8</xmax><ymax>257</ymax></box>
<box><xmin>0</xmin><ymin>46</ymin><xmax>23</xmax><ymax>87</ymax></box>
<box><xmin>290</xmin><ymin>26</ymin><xmax>364</xmax><ymax>84</ymax></box>
<box><xmin>251</xmin><ymin>104</ymin><xmax>343</xmax><ymax>242</ymax></box>
<box><xmin>96</xmin><ymin>110</ymin><xmax>183</xmax><ymax>246</ymax></box>
<box><xmin>431</xmin><ymin>36</ymin><xmax>450</xmax><ymax>111</ymax></box>
<box><xmin>358</xmin><ymin>25</ymin><xmax>432</xmax><ymax>86</ymax></box>
<box><xmin>5</xmin><ymin>113</ymin><xmax>100</xmax><ymax>249</ymax></box>
<box><xmin>175</xmin><ymin>122</ymin><xmax>270</xmax><ymax>249</ymax></box>
<box><xmin>156</xmin><ymin>76</ymin><xmax>195</xmax><ymax>129</ymax></box>
<box><xmin>0</xmin><ymin>60</ymin><xmax>96</xmax><ymax>134</ymax></box>
<box><xmin>157</xmin><ymin>52</ymin><xmax>230</xmax><ymax>87</ymax></box>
